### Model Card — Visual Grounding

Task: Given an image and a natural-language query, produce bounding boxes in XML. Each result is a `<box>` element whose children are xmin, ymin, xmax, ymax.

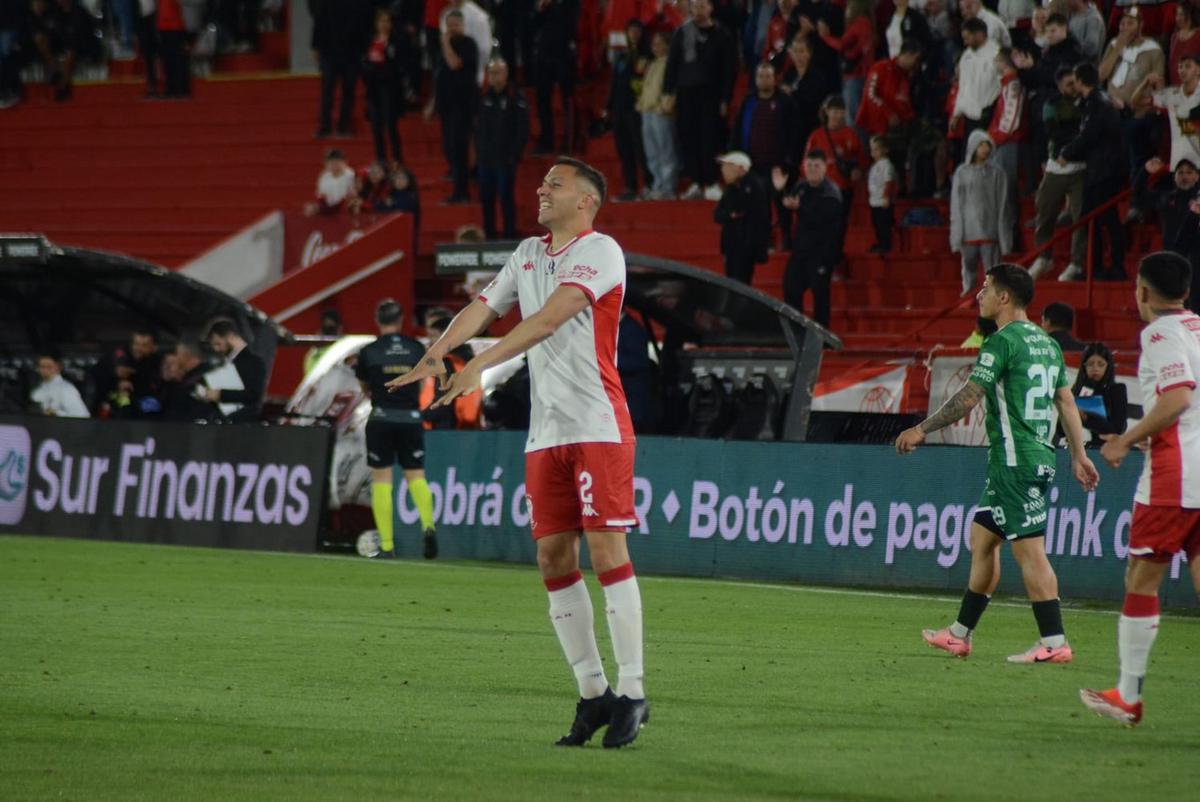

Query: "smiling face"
<box><xmin>536</xmin><ymin>164</ymin><xmax>598</xmax><ymax>228</ymax></box>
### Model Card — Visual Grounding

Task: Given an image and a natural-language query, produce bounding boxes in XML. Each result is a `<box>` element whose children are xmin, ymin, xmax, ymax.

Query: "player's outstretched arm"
<box><xmin>430</xmin><ymin>285</ymin><xmax>591</xmax><ymax>408</ymax></box>
<box><xmin>895</xmin><ymin>380</ymin><xmax>985</xmax><ymax>454</ymax></box>
<box><xmin>386</xmin><ymin>299</ymin><xmax>499</xmax><ymax>392</ymax></box>
<box><xmin>1099</xmin><ymin>385</ymin><xmax>1192</xmax><ymax>468</ymax></box>
<box><xmin>1054</xmin><ymin>386</ymin><xmax>1100</xmax><ymax>491</ymax></box>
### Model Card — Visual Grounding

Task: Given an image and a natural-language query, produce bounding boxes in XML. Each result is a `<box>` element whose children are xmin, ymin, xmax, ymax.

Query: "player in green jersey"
<box><xmin>895</xmin><ymin>264</ymin><xmax>1100</xmax><ymax>663</ymax></box>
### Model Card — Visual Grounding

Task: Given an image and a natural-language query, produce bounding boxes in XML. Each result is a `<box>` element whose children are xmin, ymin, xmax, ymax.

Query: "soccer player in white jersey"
<box><xmin>387</xmin><ymin>157</ymin><xmax>647</xmax><ymax>748</ymax></box>
<box><xmin>1081</xmin><ymin>252</ymin><xmax>1200</xmax><ymax>726</ymax></box>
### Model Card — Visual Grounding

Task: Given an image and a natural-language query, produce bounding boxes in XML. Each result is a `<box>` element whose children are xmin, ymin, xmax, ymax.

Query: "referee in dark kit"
<box><xmin>355</xmin><ymin>299</ymin><xmax>438</xmax><ymax>559</ymax></box>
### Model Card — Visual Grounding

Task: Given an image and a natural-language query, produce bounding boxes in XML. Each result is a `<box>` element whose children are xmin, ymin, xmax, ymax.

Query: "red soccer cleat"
<box><xmin>1079</xmin><ymin>688</ymin><xmax>1143</xmax><ymax>726</ymax></box>
<box><xmin>922</xmin><ymin>627</ymin><xmax>972</xmax><ymax>658</ymax></box>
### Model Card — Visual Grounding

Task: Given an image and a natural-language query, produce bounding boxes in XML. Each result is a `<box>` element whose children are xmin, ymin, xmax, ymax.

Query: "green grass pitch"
<box><xmin>2</xmin><ymin>535</ymin><xmax>1200</xmax><ymax>802</ymax></box>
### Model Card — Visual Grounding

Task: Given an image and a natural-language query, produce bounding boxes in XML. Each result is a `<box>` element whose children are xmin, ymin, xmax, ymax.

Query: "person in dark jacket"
<box><xmin>1040</xmin><ymin>301</ymin><xmax>1087</xmax><ymax>352</ymax></box>
<box><xmin>161</xmin><ymin>341</ymin><xmax>219</xmax><ymax>422</ymax></box>
<box><xmin>363</xmin><ymin>8</ymin><xmax>403</xmax><ymax>165</ymax></box>
<box><xmin>310</xmin><ymin>0</ymin><xmax>373</xmax><ymax>137</ymax></box>
<box><xmin>714</xmin><ymin>151</ymin><xmax>771</xmax><ymax>285</ymax></box>
<box><xmin>1070</xmin><ymin>341</ymin><xmax>1128</xmax><ymax>442</ymax></box>
<box><xmin>1058</xmin><ymin>62</ymin><xmax>1126</xmax><ymax>281</ymax></box>
<box><xmin>663</xmin><ymin>0</ymin><xmax>738</xmax><ymax>201</ymax></box>
<box><xmin>531</xmin><ymin>0</ymin><xmax>579</xmax><ymax>153</ymax></box>
<box><xmin>435</xmin><ymin>9</ymin><xmax>479</xmax><ymax>204</ymax></box>
<box><xmin>608</xmin><ymin>18</ymin><xmax>651</xmax><ymax>201</ymax></box>
<box><xmin>1145</xmin><ymin>157</ymin><xmax>1200</xmax><ymax>292</ymax></box>
<box><xmin>730</xmin><ymin>61</ymin><xmax>800</xmax><ymax>184</ymax></box>
<box><xmin>776</xmin><ymin>149</ymin><xmax>843</xmax><ymax>327</ymax></box>
<box><xmin>203</xmin><ymin>319</ymin><xmax>266</xmax><ymax>424</ymax></box>
<box><xmin>477</xmin><ymin>58</ymin><xmax>530</xmax><ymax>239</ymax></box>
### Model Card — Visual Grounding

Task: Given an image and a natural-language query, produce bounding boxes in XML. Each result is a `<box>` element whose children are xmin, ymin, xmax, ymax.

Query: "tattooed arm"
<box><xmin>895</xmin><ymin>380</ymin><xmax>986</xmax><ymax>454</ymax></box>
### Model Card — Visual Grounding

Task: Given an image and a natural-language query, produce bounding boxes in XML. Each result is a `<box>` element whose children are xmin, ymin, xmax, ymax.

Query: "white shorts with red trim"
<box><xmin>1129</xmin><ymin>502</ymin><xmax>1200</xmax><ymax>563</ymax></box>
<box><xmin>525</xmin><ymin>442</ymin><xmax>637</xmax><ymax>539</ymax></box>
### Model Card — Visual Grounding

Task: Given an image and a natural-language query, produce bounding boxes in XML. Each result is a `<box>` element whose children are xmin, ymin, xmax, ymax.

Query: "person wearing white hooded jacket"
<box><xmin>950</xmin><ymin>130</ymin><xmax>1013</xmax><ymax>296</ymax></box>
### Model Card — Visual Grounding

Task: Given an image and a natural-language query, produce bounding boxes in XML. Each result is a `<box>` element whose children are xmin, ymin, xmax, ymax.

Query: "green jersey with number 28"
<box><xmin>967</xmin><ymin>320</ymin><xmax>1068</xmax><ymax>469</ymax></box>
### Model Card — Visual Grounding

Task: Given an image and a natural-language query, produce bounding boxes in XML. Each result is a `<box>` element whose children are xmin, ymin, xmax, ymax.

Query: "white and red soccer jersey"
<box><xmin>1135</xmin><ymin>310</ymin><xmax>1200</xmax><ymax>508</ymax></box>
<box><xmin>478</xmin><ymin>230</ymin><xmax>635</xmax><ymax>453</ymax></box>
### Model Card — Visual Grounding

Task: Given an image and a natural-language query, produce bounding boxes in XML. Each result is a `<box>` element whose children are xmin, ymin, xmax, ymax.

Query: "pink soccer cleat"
<box><xmin>922</xmin><ymin>627</ymin><xmax>972</xmax><ymax>657</ymax></box>
<box><xmin>1006</xmin><ymin>642</ymin><xmax>1073</xmax><ymax>664</ymax></box>
<box><xmin>1079</xmin><ymin>688</ymin><xmax>1143</xmax><ymax>726</ymax></box>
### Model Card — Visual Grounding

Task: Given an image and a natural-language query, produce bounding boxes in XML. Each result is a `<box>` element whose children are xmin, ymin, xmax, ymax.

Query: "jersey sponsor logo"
<box><xmin>1160</xmin><ymin>362</ymin><xmax>1188</xmax><ymax>381</ymax></box>
<box><xmin>979</xmin><ymin>352</ymin><xmax>995</xmax><ymax>367</ymax></box>
<box><xmin>1027</xmin><ymin>486</ymin><xmax>1042</xmax><ymax>499</ymax></box>
<box><xmin>972</xmin><ymin>366</ymin><xmax>995</xmax><ymax>382</ymax></box>
<box><xmin>561</xmin><ymin>264</ymin><xmax>599</xmax><ymax>282</ymax></box>
<box><xmin>522</xmin><ymin>260</ymin><xmax>535</xmax><ymax>272</ymax></box>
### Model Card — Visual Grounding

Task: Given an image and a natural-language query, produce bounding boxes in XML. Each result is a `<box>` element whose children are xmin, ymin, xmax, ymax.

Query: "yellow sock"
<box><xmin>408</xmin><ymin>477</ymin><xmax>435</xmax><ymax>531</ymax></box>
<box><xmin>371</xmin><ymin>482</ymin><xmax>395</xmax><ymax>552</ymax></box>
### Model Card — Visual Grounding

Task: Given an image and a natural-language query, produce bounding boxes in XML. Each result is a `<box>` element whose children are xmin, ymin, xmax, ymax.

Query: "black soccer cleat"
<box><xmin>602</xmin><ymin>696</ymin><xmax>650</xmax><ymax>749</ymax></box>
<box><xmin>423</xmin><ymin>528</ymin><xmax>438</xmax><ymax>560</ymax></box>
<box><xmin>372</xmin><ymin>549</ymin><xmax>396</xmax><ymax>559</ymax></box>
<box><xmin>555</xmin><ymin>688</ymin><xmax>615</xmax><ymax>747</ymax></box>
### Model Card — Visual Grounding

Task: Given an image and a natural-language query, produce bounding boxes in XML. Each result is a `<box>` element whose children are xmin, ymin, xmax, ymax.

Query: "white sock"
<box><xmin>1041</xmin><ymin>634</ymin><xmax>1067</xmax><ymax>649</ymax></box>
<box><xmin>600</xmin><ymin>563</ymin><xmax>644</xmax><ymax>700</ymax></box>
<box><xmin>949</xmin><ymin>622</ymin><xmax>970</xmax><ymax>638</ymax></box>
<box><xmin>1117</xmin><ymin>614</ymin><xmax>1159</xmax><ymax>704</ymax></box>
<box><xmin>546</xmin><ymin>572</ymin><xmax>608</xmax><ymax>699</ymax></box>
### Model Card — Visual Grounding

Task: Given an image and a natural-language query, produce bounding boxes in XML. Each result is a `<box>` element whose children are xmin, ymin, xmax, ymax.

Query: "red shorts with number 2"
<box><xmin>1129</xmin><ymin>503</ymin><xmax>1200</xmax><ymax>563</ymax></box>
<box><xmin>524</xmin><ymin>442</ymin><xmax>637</xmax><ymax>539</ymax></box>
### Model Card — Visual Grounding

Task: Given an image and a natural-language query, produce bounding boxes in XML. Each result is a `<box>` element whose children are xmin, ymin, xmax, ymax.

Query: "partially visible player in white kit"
<box><xmin>387</xmin><ymin>157</ymin><xmax>648</xmax><ymax>748</ymax></box>
<box><xmin>1080</xmin><ymin>251</ymin><xmax>1200</xmax><ymax>726</ymax></box>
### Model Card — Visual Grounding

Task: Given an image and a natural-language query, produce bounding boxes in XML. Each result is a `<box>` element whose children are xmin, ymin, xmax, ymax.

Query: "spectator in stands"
<box><xmin>443</xmin><ymin>0</ymin><xmax>491</xmax><ymax>86</ymax></box>
<box><xmin>638</xmin><ymin>28</ymin><xmax>679</xmax><ymax>199</ymax></box>
<box><xmin>1071</xmin><ymin>341</ymin><xmax>1129</xmax><ymax>442</ymax></box>
<box><xmin>608</xmin><ymin>19</ymin><xmax>651</xmax><ymax>201</ymax></box>
<box><xmin>990</xmin><ymin>47</ymin><xmax>1025</xmax><ymax>249</ymax></box>
<box><xmin>641</xmin><ymin>0</ymin><xmax>685</xmax><ymax>43</ymax></box>
<box><xmin>303</xmin><ymin>310</ymin><xmax>343</xmax><ymax>376</ymax></box>
<box><xmin>714</xmin><ymin>151</ymin><xmax>770</xmax><ymax>284</ymax></box>
<box><xmin>1059</xmin><ymin>62</ymin><xmax>1126</xmax><ymax>281</ymax></box>
<box><xmin>1064</xmin><ymin>0</ymin><xmax>1106</xmax><ymax>62</ymax></box>
<box><xmin>156</xmin><ymin>0</ymin><xmax>191</xmax><ymax>99</ymax></box>
<box><xmin>806</xmin><ymin>94</ymin><xmax>863</xmax><ymax>264</ymax></box>
<box><xmin>953</xmin><ymin>18</ymin><xmax>1001</xmax><ymax>164</ymax></box>
<box><xmin>311</xmin><ymin>0</ymin><xmax>372</xmax><ymax>138</ymax></box>
<box><xmin>776</xmin><ymin>148</ymin><xmax>843</xmax><ymax>326</ymax></box>
<box><xmin>363</xmin><ymin>8</ymin><xmax>403</xmax><ymax>166</ymax></box>
<box><xmin>203</xmin><ymin>319</ymin><xmax>266</xmax><ymax>423</ymax></box>
<box><xmin>91</xmin><ymin>328</ymin><xmax>163</xmax><ymax>417</ymax></box>
<box><xmin>378</xmin><ymin>165</ymin><xmax>421</xmax><ymax>232</ymax></box>
<box><xmin>1140</xmin><ymin>58</ymin><xmax>1200</xmax><ymax>186</ymax></box>
<box><xmin>1015</xmin><ymin>12</ymin><xmax>1082</xmax><ymax>195</ymax></box>
<box><xmin>1170</xmin><ymin>5</ymin><xmax>1200</xmax><ymax>87</ymax></box>
<box><xmin>134</xmin><ymin>0</ymin><xmax>160</xmax><ymax>99</ymax></box>
<box><xmin>731</xmin><ymin>61</ymin><xmax>799</xmax><ymax>188</ymax></box>
<box><xmin>218</xmin><ymin>0</ymin><xmax>261</xmax><ymax>53</ymax></box>
<box><xmin>997</xmin><ymin>0</ymin><xmax>1034</xmax><ymax>32</ymax></box>
<box><xmin>161</xmin><ymin>340</ymin><xmax>218</xmax><ymax>421</ymax></box>
<box><xmin>1099</xmin><ymin>6</ymin><xmax>1164</xmax><ymax>198</ymax></box>
<box><xmin>27</xmin><ymin>0</ymin><xmax>101</xmax><ymax>101</ymax></box>
<box><xmin>388</xmin><ymin>0</ymin><xmax>423</xmax><ymax>106</ymax></box>
<box><xmin>663</xmin><ymin>0</ymin><xmax>737</xmax><ymax>202</ymax></box>
<box><xmin>353</xmin><ymin>161</ymin><xmax>391</xmax><ymax>213</ymax></box>
<box><xmin>477</xmin><ymin>58</ymin><xmax>529</xmax><ymax>239</ymax></box>
<box><xmin>883</xmin><ymin>0</ymin><xmax>932</xmax><ymax>61</ymax></box>
<box><xmin>816</xmin><ymin>0</ymin><xmax>873</xmax><ymax>124</ymax></box>
<box><xmin>777</xmin><ymin>32</ymin><xmax>837</xmax><ymax>152</ymax></box>
<box><xmin>1040</xmin><ymin>300</ymin><xmax>1086</xmax><ymax>350</ymax></box>
<box><xmin>531</xmin><ymin>0</ymin><xmax>578</xmax><ymax>154</ymax></box>
<box><xmin>858</xmin><ymin>39</ymin><xmax>927</xmax><ymax>195</ymax></box>
<box><xmin>762</xmin><ymin>0</ymin><xmax>799</xmax><ymax>65</ymax></box>
<box><xmin>1029</xmin><ymin>66</ymin><xmax>1087</xmax><ymax>282</ymax></box>
<box><xmin>959</xmin><ymin>0</ymin><xmax>1010</xmax><ymax>49</ymax></box>
<box><xmin>434</xmin><ymin>9</ymin><xmax>478</xmax><ymax>204</ymax></box>
<box><xmin>305</xmin><ymin>148</ymin><xmax>357</xmax><ymax>215</ymax></box>
<box><xmin>31</xmin><ymin>351</ymin><xmax>89</xmax><ymax>418</ymax></box>
<box><xmin>867</xmin><ymin>135</ymin><xmax>897</xmax><ymax>253</ymax></box>
<box><xmin>1142</xmin><ymin>156</ymin><xmax>1200</xmax><ymax>285</ymax></box>
<box><xmin>950</xmin><ymin>130</ymin><xmax>1011</xmax><ymax>296</ymax></box>
<box><xmin>0</xmin><ymin>1</ymin><xmax>22</xmax><ymax>108</ymax></box>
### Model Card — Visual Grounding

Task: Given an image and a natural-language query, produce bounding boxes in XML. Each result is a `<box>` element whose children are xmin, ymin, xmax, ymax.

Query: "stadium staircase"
<box><xmin>0</xmin><ymin>60</ymin><xmax>1154</xmax><ymax>411</ymax></box>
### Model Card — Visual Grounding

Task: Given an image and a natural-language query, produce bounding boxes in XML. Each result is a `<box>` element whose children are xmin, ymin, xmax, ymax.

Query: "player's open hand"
<box><xmin>894</xmin><ymin>426</ymin><xmax>925</xmax><ymax>455</ymax></box>
<box><xmin>386</xmin><ymin>355</ymin><xmax>446</xmax><ymax>392</ymax></box>
<box><xmin>430</xmin><ymin>362</ymin><xmax>481</xmax><ymax>409</ymax></box>
<box><xmin>1099</xmin><ymin>435</ymin><xmax>1131</xmax><ymax>469</ymax></box>
<box><xmin>1073</xmin><ymin>454</ymin><xmax>1100</xmax><ymax>492</ymax></box>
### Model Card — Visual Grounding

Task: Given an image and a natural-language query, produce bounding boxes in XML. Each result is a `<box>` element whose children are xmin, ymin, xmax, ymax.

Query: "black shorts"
<box><xmin>365</xmin><ymin>418</ymin><xmax>425</xmax><ymax>470</ymax></box>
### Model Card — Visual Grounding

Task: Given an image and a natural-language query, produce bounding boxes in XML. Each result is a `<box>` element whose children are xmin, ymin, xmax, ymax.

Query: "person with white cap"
<box><xmin>714</xmin><ymin>151</ymin><xmax>771</xmax><ymax>285</ymax></box>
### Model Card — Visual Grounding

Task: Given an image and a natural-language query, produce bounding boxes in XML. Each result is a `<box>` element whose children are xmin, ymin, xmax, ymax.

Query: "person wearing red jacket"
<box><xmin>807</xmin><ymin>94</ymin><xmax>865</xmax><ymax>264</ymax></box>
<box><xmin>988</xmin><ymin>47</ymin><xmax>1026</xmax><ymax>248</ymax></box>
<box><xmin>817</xmin><ymin>0</ymin><xmax>874</xmax><ymax>124</ymax></box>
<box><xmin>157</xmin><ymin>0</ymin><xmax>190</xmax><ymax>98</ymax></box>
<box><xmin>857</xmin><ymin>40</ymin><xmax>928</xmax><ymax>193</ymax></box>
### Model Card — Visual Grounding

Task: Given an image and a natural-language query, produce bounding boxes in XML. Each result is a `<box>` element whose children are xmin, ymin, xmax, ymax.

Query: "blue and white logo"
<box><xmin>0</xmin><ymin>424</ymin><xmax>31</xmax><ymax>525</ymax></box>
